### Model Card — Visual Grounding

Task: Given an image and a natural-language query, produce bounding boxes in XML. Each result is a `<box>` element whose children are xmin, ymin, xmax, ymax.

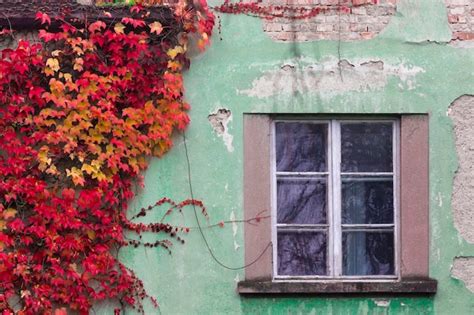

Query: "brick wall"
<box><xmin>263</xmin><ymin>0</ymin><xmax>397</xmax><ymax>41</ymax></box>
<box><xmin>445</xmin><ymin>0</ymin><xmax>474</xmax><ymax>41</ymax></box>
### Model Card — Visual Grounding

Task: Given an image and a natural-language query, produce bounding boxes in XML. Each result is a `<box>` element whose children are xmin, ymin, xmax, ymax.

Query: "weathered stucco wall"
<box><xmin>2</xmin><ymin>0</ymin><xmax>469</xmax><ymax>313</ymax></box>
<box><xmin>104</xmin><ymin>0</ymin><xmax>473</xmax><ymax>313</ymax></box>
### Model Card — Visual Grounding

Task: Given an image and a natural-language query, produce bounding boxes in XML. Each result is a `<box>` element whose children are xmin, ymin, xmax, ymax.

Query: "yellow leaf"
<box><xmin>81</xmin><ymin>163</ymin><xmax>95</xmax><ymax>175</ymax></box>
<box><xmin>167</xmin><ymin>46</ymin><xmax>184</xmax><ymax>60</ymax></box>
<box><xmin>87</xmin><ymin>229</ymin><xmax>96</xmax><ymax>240</ymax></box>
<box><xmin>73</xmin><ymin>46</ymin><xmax>84</xmax><ymax>56</ymax></box>
<box><xmin>46</xmin><ymin>58</ymin><xmax>60</xmax><ymax>72</ymax></box>
<box><xmin>3</xmin><ymin>208</ymin><xmax>17</xmax><ymax>219</ymax></box>
<box><xmin>66</xmin><ymin>167</ymin><xmax>85</xmax><ymax>186</ymax></box>
<box><xmin>92</xmin><ymin>171</ymin><xmax>107</xmax><ymax>181</ymax></box>
<box><xmin>38</xmin><ymin>147</ymin><xmax>52</xmax><ymax>166</ymax></box>
<box><xmin>63</xmin><ymin>73</ymin><xmax>72</xmax><ymax>82</ymax></box>
<box><xmin>46</xmin><ymin>164</ymin><xmax>59</xmax><ymax>176</ymax></box>
<box><xmin>73</xmin><ymin>58</ymin><xmax>84</xmax><ymax>72</ymax></box>
<box><xmin>167</xmin><ymin>60</ymin><xmax>182</xmax><ymax>71</ymax></box>
<box><xmin>149</xmin><ymin>21</ymin><xmax>163</xmax><ymax>35</ymax></box>
<box><xmin>44</xmin><ymin>67</ymin><xmax>54</xmax><ymax>76</ymax></box>
<box><xmin>114</xmin><ymin>22</ymin><xmax>125</xmax><ymax>34</ymax></box>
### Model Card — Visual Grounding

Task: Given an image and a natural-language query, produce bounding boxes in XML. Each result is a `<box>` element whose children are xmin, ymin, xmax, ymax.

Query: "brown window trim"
<box><xmin>238</xmin><ymin>278</ymin><xmax>437</xmax><ymax>295</ymax></box>
<box><xmin>240</xmin><ymin>114</ymin><xmax>436</xmax><ymax>295</ymax></box>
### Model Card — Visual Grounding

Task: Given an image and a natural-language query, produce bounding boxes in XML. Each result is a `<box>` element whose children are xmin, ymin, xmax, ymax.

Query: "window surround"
<box><xmin>239</xmin><ymin>114</ymin><xmax>437</xmax><ymax>295</ymax></box>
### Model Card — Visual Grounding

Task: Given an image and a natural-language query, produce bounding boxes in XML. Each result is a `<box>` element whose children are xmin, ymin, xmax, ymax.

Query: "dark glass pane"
<box><xmin>342</xmin><ymin>231</ymin><xmax>394</xmax><ymax>276</ymax></box>
<box><xmin>341</xmin><ymin>123</ymin><xmax>393</xmax><ymax>173</ymax></box>
<box><xmin>277</xmin><ymin>178</ymin><xmax>327</xmax><ymax>224</ymax></box>
<box><xmin>341</xmin><ymin>177</ymin><xmax>393</xmax><ymax>224</ymax></box>
<box><xmin>276</xmin><ymin>122</ymin><xmax>327</xmax><ymax>172</ymax></box>
<box><xmin>277</xmin><ymin>231</ymin><xmax>327</xmax><ymax>276</ymax></box>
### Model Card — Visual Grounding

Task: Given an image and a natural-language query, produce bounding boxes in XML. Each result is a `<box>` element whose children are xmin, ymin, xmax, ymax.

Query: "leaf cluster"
<box><xmin>0</xmin><ymin>2</ymin><xmax>214</xmax><ymax>314</ymax></box>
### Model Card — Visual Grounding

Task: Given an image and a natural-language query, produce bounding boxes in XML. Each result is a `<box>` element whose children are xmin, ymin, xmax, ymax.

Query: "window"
<box><xmin>273</xmin><ymin>119</ymin><xmax>398</xmax><ymax>280</ymax></box>
<box><xmin>240</xmin><ymin>115</ymin><xmax>436</xmax><ymax>294</ymax></box>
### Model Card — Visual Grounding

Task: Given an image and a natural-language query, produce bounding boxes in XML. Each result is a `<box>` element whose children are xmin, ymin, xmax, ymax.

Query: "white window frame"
<box><xmin>271</xmin><ymin>118</ymin><xmax>400</xmax><ymax>282</ymax></box>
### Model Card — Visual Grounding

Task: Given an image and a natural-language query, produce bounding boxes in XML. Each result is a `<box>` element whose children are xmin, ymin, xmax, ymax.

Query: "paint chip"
<box><xmin>373</xmin><ymin>299</ymin><xmax>391</xmax><ymax>308</ymax></box>
<box><xmin>451</xmin><ymin>257</ymin><xmax>474</xmax><ymax>293</ymax></box>
<box><xmin>208</xmin><ymin>108</ymin><xmax>234</xmax><ymax>152</ymax></box>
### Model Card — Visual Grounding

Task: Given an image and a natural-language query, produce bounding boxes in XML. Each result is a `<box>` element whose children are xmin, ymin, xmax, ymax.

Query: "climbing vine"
<box><xmin>0</xmin><ymin>1</ymin><xmax>213</xmax><ymax>314</ymax></box>
<box><xmin>0</xmin><ymin>0</ymin><xmax>360</xmax><ymax>312</ymax></box>
<box><xmin>214</xmin><ymin>0</ymin><xmax>376</xmax><ymax>19</ymax></box>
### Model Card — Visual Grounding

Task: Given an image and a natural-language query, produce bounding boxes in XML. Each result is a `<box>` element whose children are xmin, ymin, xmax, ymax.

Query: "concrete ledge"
<box><xmin>237</xmin><ymin>279</ymin><xmax>437</xmax><ymax>295</ymax></box>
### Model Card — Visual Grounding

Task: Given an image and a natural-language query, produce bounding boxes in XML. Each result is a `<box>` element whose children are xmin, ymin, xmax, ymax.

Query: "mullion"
<box><xmin>331</xmin><ymin>120</ymin><xmax>342</xmax><ymax>277</ymax></box>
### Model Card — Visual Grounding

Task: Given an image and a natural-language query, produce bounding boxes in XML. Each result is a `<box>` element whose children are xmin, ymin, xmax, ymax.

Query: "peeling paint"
<box><xmin>230</xmin><ymin>211</ymin><xmax>240</xmax><ymax>251</ymax></box>
<box><xmin>437</xmin><ymin>192</ymin><xmax>443</xmax><ymax>207</ymax></box>
<box><xmin>240</xmin><ymin>58</ymin><xmax>425</xmax><ymax>100</ymax></box>
<box><xmin>451</xmin><ymin>257</ymin><xmax>474</xmax><ymax>293</ymax></box>
<box><xmin>208</xmin><ymin>108</ymin><xmax>234</xmax><ymax>152</ymax></box>
<box><xmin>448</xmin><ymin>95</ymin><xmax>474</xmax><ymax>243</ymax></box>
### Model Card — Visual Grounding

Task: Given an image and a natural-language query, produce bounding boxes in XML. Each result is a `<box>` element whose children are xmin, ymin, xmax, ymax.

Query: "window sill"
<box><xmin>237</xmin><ymin>278</ymin><xmax>437</xmax><ymax>295</ymax></box>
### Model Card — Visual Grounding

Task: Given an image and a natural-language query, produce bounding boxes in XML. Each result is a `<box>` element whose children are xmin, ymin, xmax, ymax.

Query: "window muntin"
<box><xmin>272</xmin><ymin>119</ymin><xmax>399</xmax><ymax>280</ymax></box>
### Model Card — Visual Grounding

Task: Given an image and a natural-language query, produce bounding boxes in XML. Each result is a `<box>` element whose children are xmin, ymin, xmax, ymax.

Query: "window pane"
<box><xmin>277</xmin><ymin>177</ymin><xmax>327</xmax><ymax>224</ymax></box>
<box><xmin>341</xmin><ymin>122</ymin><xmax>393</xmax><ymax>172</ymax></box>
<box><xmin>277</xmin><ymin>231</ymin><xmax>327</xmax><ymax>276</ymax></box>
<box><xmin>341</xmin><ymin>176</ymin><xmax>393</xmax><ymax>224</ymax></box>
<box><xmin>275</xmin><ymin>122</ymin><xmax>327</xmax><ymax>172</ymax></box>
<box><xmin>342</xmin><ymin>231</ymin><xmax>394</xmax><ymax>276</ymax></box>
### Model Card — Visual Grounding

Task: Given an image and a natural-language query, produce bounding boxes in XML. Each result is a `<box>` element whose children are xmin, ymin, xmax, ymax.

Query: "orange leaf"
<box><xmin>88</xmin><ymin>21</ymin><xmax>106</xmax><ymax>33</ymax></box>
<box><xmin>149</xmin><ymin>22</ymin><xmax>163</xmax><ymax>35</ymax></box>
<box><xmin>54</xmin><ymin>308</ymin><xmax>68</xmax><ymax>315</ymax></box>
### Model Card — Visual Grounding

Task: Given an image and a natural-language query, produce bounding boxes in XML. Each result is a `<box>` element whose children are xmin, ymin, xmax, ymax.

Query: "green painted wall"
<box><xmin>96</xmin><ymin>0</ymin><xmax>474</xmax><ymax>313</ymax></box>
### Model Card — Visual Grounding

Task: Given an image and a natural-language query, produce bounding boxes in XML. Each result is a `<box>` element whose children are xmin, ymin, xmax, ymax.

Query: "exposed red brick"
<box><xmin>454</xmin><ymin>32</ymin><xmax>474</xmax><ymax>40</ymax></box>
<box><xmin>262</xmin><ymin>0</ymin><xmax>397</xmax><ymax>42</ymax></box>
<box><xmin>448</xmin><ymin>14</ymin><xmax>459</xmax><ymax>23</ymax></box>
<box><xmin>352</xmin><ymin>0</ymin><xmax>377</xmax><ymax>6</ymax></box>
<box><xmin>445</xmin><ymin>0</ymin><xmax>474</xmax><ymax>41</ymax></box>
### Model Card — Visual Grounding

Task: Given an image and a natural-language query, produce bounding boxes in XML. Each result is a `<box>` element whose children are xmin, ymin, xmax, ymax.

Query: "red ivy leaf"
<box><xmin>35</xmin><ymin>12</ymin><xmax>51</xmax><ymax>25</ymax></box>
<box><xmin>88</xmin><ymin>21</ymin><xmax>107</xmax><ymax>33</ymax></box>
<box><xmin>121</xmin><ymin>17</ymin><xmax>145</xmax><ymax>28</ymax></box>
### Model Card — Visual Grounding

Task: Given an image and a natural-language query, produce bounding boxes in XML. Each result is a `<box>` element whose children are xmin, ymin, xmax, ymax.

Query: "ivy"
<box><xmin>0</xmin><ymin>2</ymin><xmax>213</xmax><ymax>314</ymax></box>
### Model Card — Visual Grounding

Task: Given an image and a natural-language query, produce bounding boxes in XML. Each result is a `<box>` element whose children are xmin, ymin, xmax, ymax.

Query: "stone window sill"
<box><xmin>237</xmin><ymin>278</ymin><xmax>437</xmax><ymax>295</ymax></box>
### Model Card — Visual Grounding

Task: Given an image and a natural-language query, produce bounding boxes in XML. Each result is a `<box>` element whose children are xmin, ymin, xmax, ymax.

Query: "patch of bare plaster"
<box><xmin>451</xmin><ymin>257</ymin><xmax>474</xmax><ymax>292</ymax></box>
<box><xmin>240</xmin><ymin>58</ymin><xmax>424</xmax><ymax>99</ymax></box>
<box><xmin>208</xmin><ymin>108</ymin><xmax>234</xmax><ymax>153</ymax></box>
<box><xmin>448</xmin><ymin>95</ymin><xmax>474</xmax><ymax>243</ymax></box>
<box><xmin>449</xmin><ymin>41</ymin><xmax>474</xmax><ymax>49</ymax></box>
